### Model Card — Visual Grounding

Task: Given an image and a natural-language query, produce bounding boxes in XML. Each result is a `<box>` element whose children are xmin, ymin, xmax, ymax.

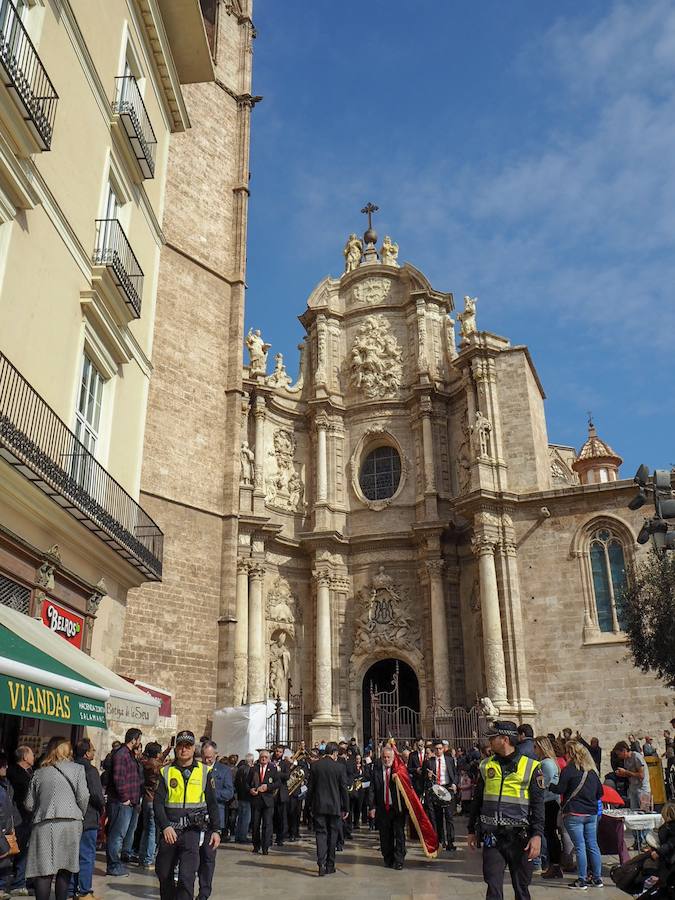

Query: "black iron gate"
<box><xmin>370</xmin><ymin>661</ymin><xmax>420</xmax><ymax>747</ymax></box>
<box><xmin>265</xmin><ymin>682</ymin><xmax>306</xmax><ymax>749</ymax></box>
<box><xmin>429</xmin><ymin>697</ymin><xmax>489</xmax><ymax>748</ymax></box>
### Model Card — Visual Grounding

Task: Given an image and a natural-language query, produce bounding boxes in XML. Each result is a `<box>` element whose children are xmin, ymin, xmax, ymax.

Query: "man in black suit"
<box><xmin>305</xmin><ymin>741</ymin><xmax>349</xmax><ymax>876</ymax></box>
<box><xmin>424</xmin><ymin>738</ymin><xmax>457</xmax><ymax>851</ymax></box>
<box><xmin>368</xmin><ymin>745</ymin><xmax>407</xmax><ymax>870</ymax></box>
<box><xmin>247</xmin><ymin>749</ymin><xmax>280</xmax><ymax>855</ymax></box>
<box><xmin>336</xmin><ymin>746</ymin><xmax>356</xmax><ymax>848</ymax></box>
<box><xmin>271</xmin><ymin>745</ymin><xmax>290</xmax><ymax>846</ymax></box>
<box><xmin>407</xmin><ymin>738</ymin><xmax>427</xmax><ymax>797</ymax></box>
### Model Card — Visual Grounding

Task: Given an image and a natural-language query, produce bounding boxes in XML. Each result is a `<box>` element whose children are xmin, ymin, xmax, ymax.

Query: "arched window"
<box><xmin>589</xmin><ymin>528</ymin><xmax>627</xmax><ymax>633</ymax></box>
<box><xmin>359</xmin><ymin>446</ymin><xmax>401</xmax><ymax>501</ymax></box>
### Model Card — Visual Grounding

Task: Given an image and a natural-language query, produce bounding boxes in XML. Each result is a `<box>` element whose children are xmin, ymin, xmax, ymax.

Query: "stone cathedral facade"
<box><xmin>234</xmin><ymin>227</ymin><xmax>673</xmax><ymax>747</ymax></box>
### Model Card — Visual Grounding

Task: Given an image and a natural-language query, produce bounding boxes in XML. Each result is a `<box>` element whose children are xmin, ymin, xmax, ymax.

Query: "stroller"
<box><xmin>611</xmin><ymin>828</ymin><xmax>675</xmax><ymax>899</ymax></box>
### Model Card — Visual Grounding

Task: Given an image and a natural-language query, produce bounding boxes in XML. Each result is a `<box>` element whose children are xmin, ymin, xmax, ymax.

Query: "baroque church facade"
<box><xmin>234</xmin><ymin>223</ymin><xmax>672</xmax><ymax>748</ymax></box>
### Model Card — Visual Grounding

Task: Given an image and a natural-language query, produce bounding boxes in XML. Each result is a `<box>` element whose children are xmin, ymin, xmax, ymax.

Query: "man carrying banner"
<box><xmin>368</xmin><ymin>745</ymin><xmax>407</xmax><ymax>869</ymax></box>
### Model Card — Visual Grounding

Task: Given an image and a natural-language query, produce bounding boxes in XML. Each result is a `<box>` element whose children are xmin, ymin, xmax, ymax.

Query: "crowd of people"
<box><xmin>0</xmin><ymin>717</ymin><xmax>671</xmax><ymax>899</ymax></box>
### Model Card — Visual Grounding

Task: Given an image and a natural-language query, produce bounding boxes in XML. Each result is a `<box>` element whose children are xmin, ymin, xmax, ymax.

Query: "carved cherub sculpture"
<box><xmin>380</xmin><ymin>235</ymin><xmax>399</xmax><ymax>266</ymax></box>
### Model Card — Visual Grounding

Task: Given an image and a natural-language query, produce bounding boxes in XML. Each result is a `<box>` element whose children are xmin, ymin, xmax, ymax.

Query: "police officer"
<box><xmin>154</xmin><ymin>730</ymin><xmax>221</xmax><ymax>900</ymax></box>
<box><xmin>467</xmin><ymin>721</ymin><xmax>544</xmax><ymax>900</ymax></box>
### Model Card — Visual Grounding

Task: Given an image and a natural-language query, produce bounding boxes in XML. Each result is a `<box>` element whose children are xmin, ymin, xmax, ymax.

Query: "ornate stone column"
<box><xmin>233</xmin><ymin>558</ymin><xmax>250</xmax><ymax>706</ymax></box>
<box><xmin>426</xmin><ymin>559</ymin><xmax>451</xmax><ymax>708</ymax></box>
<box><xmin>247</xmin><ymin>562</ymin><xmax>265</xmax><ymax>702</ymax></box>
<box><xmin>472</xmin><ymin>535</ymin><xmax>508</xmax><ymax>706</ymax></box>
<box><xmin>497</xmin><ymin>535</ymin><xmax>535</xmax><ymax>714</ymax></box>
<box><xmin>317</xmin><ymin>422</ymin><xmax>328</xmax><ymax>503</ymax></box>
<box><xmin>420</xmin><ymin>396</ymin><xmax>437</xmax><ymax>494</ymax></box>
<box><xmin>314</xmin><ymin>570</ymin><xmax>332</xmax><ymax>720</ymax></box>
<box><xmin>253</xmin><ymin>396</ymin><xmax>266</xmax><ymax>493</ymax></box>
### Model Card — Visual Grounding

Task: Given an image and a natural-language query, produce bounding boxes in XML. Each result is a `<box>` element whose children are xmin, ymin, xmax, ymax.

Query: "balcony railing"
<box><xmin>0</xmin><ymin>0</ymin><xmax>58</xmax><ymax>150</ymax></box>
<box><xmin>112</xmin><ymin>76</ymin><xmax>157</xmax><ymax>179</ymax></box>
<box><xmin>92</xmin><ymin>219</ymin><xmax>144</xmax><ymax>318</ymax></box>
<box><xmin>0</xmin><ymin>352</ymin><xmax>163</xmax><ymax>580</ymax></box>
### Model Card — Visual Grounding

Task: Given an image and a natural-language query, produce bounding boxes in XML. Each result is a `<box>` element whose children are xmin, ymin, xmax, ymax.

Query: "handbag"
<box><xmin>562</xmin><ymin>770</ymin><xmax>588</xmax><ymax>811</ymax></box>
<box><xmin>610</xmin><ymin>851</ymin><xmax>651</xmax><ymax>894</ymax></box>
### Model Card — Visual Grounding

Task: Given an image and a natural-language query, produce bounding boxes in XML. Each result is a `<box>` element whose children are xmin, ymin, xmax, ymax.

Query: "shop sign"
<box><xmin>41</xmin><ymin>600</ymin><xmax>84</xmax><ymax>649</ymax></box>
<box><xmin>105</xmin><ymin>696</ymin><xmax>158</xmax><ymax>726</ymax></box>
<box><xmin>0</xmin><ymin>676</ymin><xmax>106</xmax><ymax>727</ymax></box>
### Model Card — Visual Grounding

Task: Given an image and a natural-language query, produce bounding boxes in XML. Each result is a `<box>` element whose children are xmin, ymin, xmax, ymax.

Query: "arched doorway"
<box><xmin>362</xmin><ymin>658</ymin><xmax>420</xmax><ymax>747</ymax></box>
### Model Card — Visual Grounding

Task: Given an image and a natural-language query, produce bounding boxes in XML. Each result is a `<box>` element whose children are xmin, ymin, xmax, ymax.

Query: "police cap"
<box><xmin>175</xmin><ymin>730</ymin><xmax>196</xmax><ymax>746</ymax></box>
<box><xmin>484</xmin><ymin>721</ymin><xmax>519</xmax><ymax>740</ymax></box>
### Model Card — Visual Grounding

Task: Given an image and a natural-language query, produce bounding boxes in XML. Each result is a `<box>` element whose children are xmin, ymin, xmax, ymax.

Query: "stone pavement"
<box><xmin>93</xmin><ymin>824</ymin><xmax>626</xmax><ymax>900</ymax></box>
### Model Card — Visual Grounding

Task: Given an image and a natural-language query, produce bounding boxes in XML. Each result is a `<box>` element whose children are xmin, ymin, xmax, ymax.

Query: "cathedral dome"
<box><xmin>572</xmin><ymin>420</ymin><xmax>622</xmax><ymax>485</ymax></box>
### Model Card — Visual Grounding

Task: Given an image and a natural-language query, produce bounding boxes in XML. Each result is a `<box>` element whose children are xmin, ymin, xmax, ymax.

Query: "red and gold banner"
<box><xmin>392</xmin><ymin>748</ymin><xmax>439</xmax><ymax>859</ymax></box>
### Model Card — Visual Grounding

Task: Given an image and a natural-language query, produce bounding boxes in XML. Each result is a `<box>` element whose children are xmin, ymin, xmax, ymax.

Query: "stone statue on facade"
<box><xmin>343</xmin><ymin>234</ymin><xmax>363</xmax><ymax>273</ymax></box>
<box><xmin>471</xmin><ymin>410</ymin><xmax>492</xmax><ymax>459</ymax></box>
<box><xmin>269</xmin><ymin>631</ymin><xmax>291</xmax><ymax>699</ymax></box>
<box><xmin>265</xmin><ymin>429</ymin><xmax>305</xmax><ymax>512</ymax></box>
<box><xmin>245</xmin><ymin>328</ymin><xmax>271</xmax><ymax>376</ymax></box>
<box><xmin>266</xmin><ymin>352</ymin><xmax>292</xmax><ymax>389</ymax></box>
<box><xmin>457</xmin><ymin>295</ymin><xmax>478</xmax><ymax>340</ymax></box>
<box><xmin>380</xmin><ymin>235</ymin><xmax>399</xmax><ymax>267</ymax></box>
<box><xmin>348</xmin><ymin>315</ymin><xmax>403</xmax><ymax>399</ymax></box>
<box><xmin>479</xmin><ymin>696</ymin><xmax>499</xmax><ymax>720</ymax></box>
<box><xmin>240</xmin><ymin>440</ymin><xmax>254</xmax><ymax>484</ymax></box>
<box><xmin>267</xmin><ymin>577</ymin><xmax>297</xmax><ymax>625</ymax></box>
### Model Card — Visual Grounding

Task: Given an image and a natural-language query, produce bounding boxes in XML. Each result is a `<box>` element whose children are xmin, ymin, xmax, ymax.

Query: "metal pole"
<box><xmin>275</xmin><ymin>695</ymin><xmax>281</xmax><ymax>747</ymax></box>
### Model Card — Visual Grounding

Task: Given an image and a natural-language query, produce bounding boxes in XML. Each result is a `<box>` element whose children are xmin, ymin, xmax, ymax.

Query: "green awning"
<box><xmin>0</xmin><ymin>624</ymin><xmax>107</xmax><ymax>728</ymax></box>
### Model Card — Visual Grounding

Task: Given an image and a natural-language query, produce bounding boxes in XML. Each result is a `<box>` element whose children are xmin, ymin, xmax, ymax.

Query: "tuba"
<box><xmin>287</xmin><ymin>749</ymin><xmax>309</xmax><ymax>797</ymax></box>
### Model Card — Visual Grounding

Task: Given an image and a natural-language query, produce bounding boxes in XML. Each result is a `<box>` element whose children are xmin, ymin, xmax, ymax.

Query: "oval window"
<box><xmin>359</xmin><ymin>446</ymin><xmax>401</xmax><ymax>501</ymax></box>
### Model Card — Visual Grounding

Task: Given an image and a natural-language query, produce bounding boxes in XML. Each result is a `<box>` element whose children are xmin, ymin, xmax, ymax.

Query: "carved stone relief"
<box><xmin>456</xmin><ymin>413</ymin><xmax>472</xmax><ymax>495</ymax></box>
<box><xmin>265</xmin><ymin>429</ymin><xmax>305</xmax><ymax>512</ymax></box>
<box><xmin>471</xmin><ymin>410</ymin><xmax>492</xmax><ymax>460</ymax></box>
<box><xmin>350</xmin><ymin>277</ymin><xmax>392</xmax><ymax>307</ymax></box>
<box><xmin>350</xmin><ymin>567</ymin><xmax>422</xmax><ymax>677</ymax></box>
<box><xmin>268</xmin><ymin>630</ymin><xmax>292</xmax><ymax>699</ymax></box>
<box><xmin>266</xmin><ymin>576</ymin><xmax>301</xmax><ymax>629</ymax></box>
<box><xmin>348</xmin><ymin>315</ymin><xmax>403</xmax><ymax>399</ymax></box>
<box><xmin>266</xmin><ymin>353</ymin><xmax>292</xmax><ymax>389</ymax></box>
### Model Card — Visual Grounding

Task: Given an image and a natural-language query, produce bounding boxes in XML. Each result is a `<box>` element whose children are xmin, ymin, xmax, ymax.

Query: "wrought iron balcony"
<box><xmin>92</xmin><ymin>219</ymin><xmax>144</xmax><ymax>318</ymax></box>
<box><xmin>0</xmin><ymin>0</ymin><xmax>58</xmax><ymax>150</ymax></box>
<box><xmin>0</xmin><ymin>352</ymin><xmax>163</xmax><ymax>580</ymax></box>
<box><xmin>112</xmin><ymin>76</ymin><xmax>157</xmax><ymax>179</ymax></box>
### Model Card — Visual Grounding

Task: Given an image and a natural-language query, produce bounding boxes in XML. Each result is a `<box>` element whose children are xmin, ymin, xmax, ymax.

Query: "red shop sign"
<box><xmin>41</xmin><ymin>600</ymin><xmax>84</xmax><ymax>649</ymax></box>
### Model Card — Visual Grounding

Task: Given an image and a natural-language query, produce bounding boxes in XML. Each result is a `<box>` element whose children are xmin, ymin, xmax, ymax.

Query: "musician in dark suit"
<box><xmin>271</xmin><ymin>745</ymin><xmax>290</xmax><ymax>846</ymax></box>
<box><xmin>336</xmin><ymin>747</ymin><xmax>356</xmax><ymax>848</ymax></box>
<box><xmin>407</xmin><ymin>738</ymin><xmax>427</xmax><ymax>797</ymax></box>
<box><xmin>247</xmin><ymin>749</ymin><xmax>280</xmax><ymax>854</ymax></box>
<box><xmin>368</xmin><ymin>745</ymin><xmax>407</xmax><ymax>870</ymax></box>
<box><xmin>305</xmin><ymin>741</ymin><xmax>349</xmax><ymax>876</ymax></box>
<box><xmin>424</xmin><ymin>738</ymin><xmax>457</xmax><ymax>851</ymax></box>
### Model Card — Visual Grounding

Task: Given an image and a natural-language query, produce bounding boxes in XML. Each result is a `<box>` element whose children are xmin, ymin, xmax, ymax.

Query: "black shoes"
<box><xmin>252</xmin><ymin>847</ymin><xmax>261</xmax><ymax>854</ymax></box>
<box><xmin>262</xmin><ymin>849</ymin><xmax>269</xmax><ymax>855</ymax></box>
<box><xmin>318</xmin><ymin>865</ymin><xmax>326</xmax><ymax>877</ymax></box>
<box><xmin>326</xmin><ymin>865</ymin><xmax>336</xmax><ymax>875</ymax></box>
<box><xmin>394</xmin><ymin>862</ymin><xmax>404</xmax><ymax>870</ymax></box>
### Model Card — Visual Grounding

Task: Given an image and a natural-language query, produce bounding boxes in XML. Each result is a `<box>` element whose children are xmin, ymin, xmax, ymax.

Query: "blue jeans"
<box><xmin>122</xmin><ymin>803</ymin><xmax>140</xmax><ymax>858</ymax></box>
<box><xmin>70</xmin><ymin>827</ymin><xmax>97</xmax><ymax>896</ymax></box>
<box><xmin>564</xmin><ymin>814</ymin><xmax>602</xmax><ymax>881</ymax></box>
<box><xmin>138</xmin><ymin>800</ymin><xmax>157</xmax><ymax>866</ymax></box>
<box><xmin>235</xmin><ymin>800</ymin><xmax>251</xmax><ymax>842</ymax></box>
<box><xmin>106</xmin><ymin>801</ymin><xmax>134</xmax><ymax>874</ymax></box>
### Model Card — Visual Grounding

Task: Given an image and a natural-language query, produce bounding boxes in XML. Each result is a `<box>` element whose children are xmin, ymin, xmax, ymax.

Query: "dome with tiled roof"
<box><xmin>572</xmin><ymin>419</ymin><xmax>622</xmax><ymax>485</ymax></box>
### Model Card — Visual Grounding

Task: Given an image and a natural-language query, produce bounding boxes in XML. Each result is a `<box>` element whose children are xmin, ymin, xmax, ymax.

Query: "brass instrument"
<box><xmin>348</xmin><ymin>776</ymin><xmax>364</xmax><ymax>794</ymax></box>
<box><xmin>287</xmin><ymin>748</ymin><xmax>309</xmax><ymax>797</ymax></box>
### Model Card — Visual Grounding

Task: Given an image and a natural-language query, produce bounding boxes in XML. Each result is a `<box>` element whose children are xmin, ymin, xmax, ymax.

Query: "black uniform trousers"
<box><xmin>196</xmin><ymin>833</ymin><xmax>216</xmax><ymax>900</ymax></box>
<box><xmin>251</xmin><ymin>803</ymin><xmax>274</xmax><ymax>851</ymax></box>
<box><xmin>433</xmin><ymin>801</ymin><xmax>455</xmax><ymax>847</ymax></box>
<box><xmin>314</xmin><ymin>813</ymin><xmax>340</xmax><ymax>870</ymax></box>
<box><xmin>377</xmin><ymin>810</ymin><xmax>406</xmax><ymax>867</ymax></box>
<box><xmin>482</xmin><ymin>831</ymin><xmax>533</xmax><ymax>900</ymax></box>
<box><xmin>156</xmin><ymin>829</ymin><xmax>201</xmax><ymax>900</ymax></box>
<box><xmin>287</xmin><ymin>797</ymin><xmax>301</xmax><ymax>839</ymax></box>
<box><xmin>273</xmin><ymin>798</ymin><xmax>288</xmax><ymax>844</ymax></box>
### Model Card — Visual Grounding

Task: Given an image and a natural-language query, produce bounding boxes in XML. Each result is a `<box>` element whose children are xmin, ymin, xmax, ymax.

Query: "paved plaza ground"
<box><xmin>92</xmin><ymin>822</ymin><xmax>626</xmax><ymax>900</ymax></box>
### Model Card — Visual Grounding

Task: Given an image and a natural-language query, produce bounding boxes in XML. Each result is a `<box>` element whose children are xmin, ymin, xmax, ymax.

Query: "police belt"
<box><xmin>171</xmin><ymin>811</ymin><xmax>210</xmax><ymax>834</ymax></box>
<box><xmin>483</xmin><ymin>825</ymin><xmax>529</xmax><ymax>844</ymax></box>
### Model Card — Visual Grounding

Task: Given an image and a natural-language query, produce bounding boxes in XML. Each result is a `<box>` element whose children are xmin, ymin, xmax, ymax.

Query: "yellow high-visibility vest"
<box><xmin>479</xmin><ymin>754</ymin><xmax>538</xmax><ymax>830</ymax></box>
<box><xmin>161</xmin><ymin>763</ymin><xmax>208</xmax><ymax>811</ymax></box>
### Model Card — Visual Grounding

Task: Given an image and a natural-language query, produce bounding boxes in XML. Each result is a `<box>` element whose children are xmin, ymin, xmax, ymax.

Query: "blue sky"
<box><xmin>245</xmin><ymin>1</ymin><xmax>675</xmax><ymax>477</ymax></box>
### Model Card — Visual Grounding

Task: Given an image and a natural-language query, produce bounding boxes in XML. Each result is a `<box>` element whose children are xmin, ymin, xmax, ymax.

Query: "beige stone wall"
<box><xmin>118</xmin><ymin>5</ymin><xmax>253</xmax><ymax>732</ymax></box>
<box><xmin>514</xmin><ymin>485</ymin><xmax>673</xmax><ymax>749</ymax></box>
